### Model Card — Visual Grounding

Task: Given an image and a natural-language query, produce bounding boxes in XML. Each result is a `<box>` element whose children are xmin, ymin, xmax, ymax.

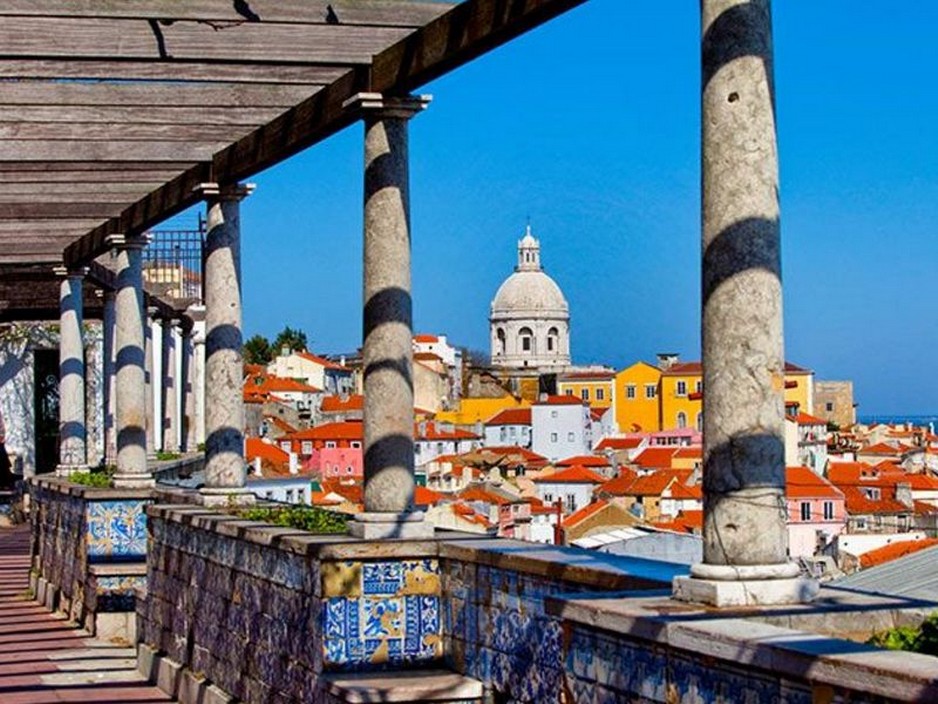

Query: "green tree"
<box><xmin>243</xmin><ymin>334</ymin><xmax>273</xmax><ymax>365</ymax></box>
<box><xmin>272</xmin><ymin>326</ymin><xmax>309</xmax><ymax>355</ymax></box>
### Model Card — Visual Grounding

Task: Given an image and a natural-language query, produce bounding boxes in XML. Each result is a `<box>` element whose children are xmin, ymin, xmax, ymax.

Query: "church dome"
<box><xmin>491</xmin><ymin>270</ymin><xmax>568</xmax><ymax>317</ymax></box>
<box><xmin>489</xmin><ymin>226</ymin><xmax>571</xmax><ymax>370</ymax></box>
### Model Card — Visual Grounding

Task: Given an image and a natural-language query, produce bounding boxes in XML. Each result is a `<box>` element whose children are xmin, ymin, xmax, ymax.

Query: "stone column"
<box><xmin>108</xmin><ymin>234</ymin><xmax>154</xmax><ymax>488</ymax></box>
<box><xmin>179</xmin><ymin>318</ymin><xmax>196</xmax><ymax>453</ymax></box>
<box><xmin>161</xmin><ymin>317</ymin><xmax>179</xmax><ymax>453</ymax></box>
<box><xmin>198</xmin><ymin>183</ymin><xmax>254</xmax><ymax>505</ymax></box>
<box><xmin>55</xmin><ymin>266</ymin><xmax>89</xmax><ymax>474</ymax></box>
<box><xmin>102</xmin><ymin>290</ymin><xmax>118</xmax><ymax>464</ymax></box>
<box><xmin>344</xmin><ymin>93</ymin><xmax>432</xmax><ymax>540</ymax></box>
<box><xmin>145</xmin><ymin>306</ymin><xmax>158</xmax><ymax>457</ymax></box>
<box><xmin>84</xmin><ymin>318</ymin><xmax>105</xmax><ymax>468</ymax></box>
<box><xmin>673</xmin><ymin>0</ymin><xmax>815</xmax><ymax>606</ymax></box>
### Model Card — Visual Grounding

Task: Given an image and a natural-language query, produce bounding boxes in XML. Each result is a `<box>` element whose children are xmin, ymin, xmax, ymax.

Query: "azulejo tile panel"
<box><xmin>86</xmin><ymin>500</ymin><xmax>150</xmax><ymax>559</ymax></box>
<box><xmin>322</xmin><ymin>559</ymin><xmax>442</xmax><ymax>669</ymax></box>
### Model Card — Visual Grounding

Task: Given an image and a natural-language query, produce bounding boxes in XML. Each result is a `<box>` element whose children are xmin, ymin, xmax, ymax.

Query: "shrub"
<box><xmin>869</xmin><ymin>613</ymin><xmax>938</xmax><ymax>656</ymax></box>
<box><xmin>236</xmin><ymin>505</ymin><xmax>348</xmax><ymax>535</ymax></box>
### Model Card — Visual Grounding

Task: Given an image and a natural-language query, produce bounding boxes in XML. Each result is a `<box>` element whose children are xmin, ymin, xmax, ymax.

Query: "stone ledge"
<box><xmin>322</xmin><ymin>670</ymin><xmax>483</xmax><ymax>703</ymax></box>
<box><xmin>30</xmin><ymin>475</ymin><xmax>154</xmax><ymax>500</ymax></box>
<box><xmin>89</xmin><ymin>563</ymin><xmax>147</xmax><ymax>578</ymax></box>
<box><xmin>545</xmin><ymin>591</ymin><xmax>938</xmax><ymax>702</ymax></box>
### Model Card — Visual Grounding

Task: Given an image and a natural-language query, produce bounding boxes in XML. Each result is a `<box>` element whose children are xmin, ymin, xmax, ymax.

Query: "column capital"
<box><xmin>196</xmin><ymin>182</ymin><xmax>255</xmax><ymax>201</ymax></box>
<box><xmin>105</xmin><ymin>233</ymin><xmax>149</xmax><ymax>251</ymax></box>
<box><xmin>53</xmin><ymin>265</ymin><xmax>90</xmax><ymax>279</ymax></box>
<box><xmin>343</xmin><ymin>92</ymin><xmax>431</xmax><ymax>120</ymax></box>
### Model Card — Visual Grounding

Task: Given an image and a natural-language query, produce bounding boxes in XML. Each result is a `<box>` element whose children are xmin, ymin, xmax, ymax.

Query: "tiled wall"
<box><xmin>86</xmin><ymin>499</ymin><xmax>149</xmax><ymax>560</ymax></box>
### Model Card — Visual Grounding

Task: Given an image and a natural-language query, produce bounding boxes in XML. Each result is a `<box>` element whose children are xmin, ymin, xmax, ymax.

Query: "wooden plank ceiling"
<box><xmin>0</xmin><ymin>0</ymin><xmax>585</xmax><ymax>266</ymax></box>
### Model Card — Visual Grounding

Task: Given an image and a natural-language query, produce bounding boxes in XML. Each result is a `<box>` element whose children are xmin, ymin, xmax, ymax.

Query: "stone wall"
<box><xmin>30</xmin><ymin>476</ymin><xmax>151</xmax><ymax>638</ymax></box>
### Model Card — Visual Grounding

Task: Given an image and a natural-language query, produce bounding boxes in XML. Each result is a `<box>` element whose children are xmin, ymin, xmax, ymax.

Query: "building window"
<box><xmin>286</xmin><ymin>489</ymin><xmax>295</xmax><ymax>503</ymax></box>
<box><xmin>596</xmin><ymin>388</ymin><xmax>605</xmax><ymax>401</ymax></box>
<box><xmin>823</xmin><ymin>501</ymin><xmax>834</xmax><ymax>521</ymax></box>
<box><xmin>547</xmin><ymin>327</ymin><xmax>559</xmax><ymax>354</ymax></box>
<box><xmin>645</xmin><ymin>384</ymin><xmax>657</xmax><ymax>399</ymax></box>
<box><xmin>550</xmin><ymin>432</ymin><xmax>558</xmax><ymax>443</ymax></box>
<box><xmin>298</xmin><ymin>489</ymin><xmax>305</xmax><ymax>503</ymax></box>
<box><xmin>265</xmin><ymin>491</ymin><xmax>274</xmax><ymax>500</ymax></box>
<box><xmin>496</xmin><ymin>327</ymin><xmax>506</xmax><ymax>356</ymax></box>
<box><xmin>696</xmin><ymin>412</ymin><xmax>703</xmax><ymax>432</ymax></box>
<box><xmin>519</xmin><ymin>327</ymin><xmax>534</xmax><ymax>353</ymax></box>
<box><xmin>544</xmin><ymin>493</ymin><xmax>553</xmax><ymax>504</ymax></box>
<box><xmin>826</xmin><ymin>402</ymin><xmax>834</xmax><ymax>412</ymax></box>
<box><xmin>677</xmin><ymin>412</ymin><xmax>687</xmax><ymax>429</ymax></box>
<box><xmin>565</xmin><ymin>389</ymin><xmax>574</xmax><ymax>396</ymax></box>
<box><xmin>626</xmin><ymin>385</ymin><xmax>636</xmax><ymax>399</ymax></box>
<box><xmin>565</xmin><ymin>494</ymin><xmax>576</xmax><ymax>512</ymax></box>
<box><xmin>350</xmin><ymin>441</ymin><xmax>361</xmax><ymax>449</ymax></box>
<box><xmin>676</xmin><ymin>381</ymin><xmax>687</xmax><ymax>397</ymax></box>
<box><xmin>567</xmin><ymin>432</ymin><xmax>575</xmax><ymax>442</ymax></box>
<box><xmin>800</xmin><ymin>502</ymin><xmax>811</xmax><ymax>521</ymax></box>
<box><xmin>325</xmin><ymin>441</ymin><xmax>337</xmax><ymax>448</ymax></box>
<box><xmin>551</xmin><ymin>410</ymin><xmax>558</xmax><ymax>418</ymax></box>
<box><xmin>581</xmin><ymin>388</ymin><xmax>589</xmax><ymax>401</ymax></box>
<box><xmin>301</xmin><ymin>441</ymin><xmax>312</xmax><ymax>455</ymax></box>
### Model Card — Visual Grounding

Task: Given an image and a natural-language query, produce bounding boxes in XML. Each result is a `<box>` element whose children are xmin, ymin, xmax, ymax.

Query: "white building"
<box><xmin>483</xmin><ymin>407</ymin><xmax>532</xmax><ymax>449</ymax></box>
<box><xmin>489</xmin><ymin>226</ymin><xmax>570</xmax><ymax>370</ymax></box>
<box><xmin>532</xmin><ymin>465</ymin><xmax>606</xmax><ymax>515</ymax></box>
<box><xmin>531</xmin><ymin>396</ymin><xmax>591</xmax><ymax>462</ymax></box>
<box><xmin>267</xmin><ymin>350</ymin><xmax>354</xmax><ymax>396</ymax></box>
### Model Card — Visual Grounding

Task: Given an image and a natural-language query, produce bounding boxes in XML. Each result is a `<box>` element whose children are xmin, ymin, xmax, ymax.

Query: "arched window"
<box><xmin>677</xmin><ymin>412</ymin><xmax>687</xmax><ymax>429</ymax></box>
<box><xmin>547</xmin><ymin>326</ymin><xmax>559</xmax><ymax>353</ymax></box>
<box><xmin>496</xmin><ymin>328</ymin><xmax>506</xmax><ymax>356</ymax></box>
<box><xmin>519</xmin><ymin>327</ymin><xmax>534</xmax><ymax>353</ymax></box>
<box><xmin>696</xmin><ymin>412</ymin><xmax>703</xmax><ymax>431</ymax></box>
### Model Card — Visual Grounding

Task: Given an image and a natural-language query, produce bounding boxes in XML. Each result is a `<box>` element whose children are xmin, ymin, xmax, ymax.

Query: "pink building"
<box><xmin>786</xmin><ymin>466</ymin><xmax>846</xmax><ymax>558</ymax></box>
<box><xmin>307</xmin><ymin>447</ymin><xmax>363</xmax><ymax>480</ymax></box>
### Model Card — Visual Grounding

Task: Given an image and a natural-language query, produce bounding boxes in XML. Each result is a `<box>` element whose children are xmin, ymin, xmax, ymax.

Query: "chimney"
<box><xmin>253</xmin><ymin>456</ymin><xmax>262</xmax><ymax>476</ymax></box>
<box><xmin>289</xmin><ymin>452</ymin><xmax>298</xmax><ymax>475</ymax></box>
<box><xmin>656</xmin><ymin>352</ymin><xmax>680</xmax><ymax>371</ymax></box>
<box><xmin>896</xmin><ymin>482</ymin><xmax>913</xmax><ymax>509</ymax></box>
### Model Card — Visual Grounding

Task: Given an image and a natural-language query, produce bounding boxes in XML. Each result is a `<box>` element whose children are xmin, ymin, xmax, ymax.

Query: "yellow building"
<box><xmin>434</xmin><ymin>395</ymin><xmax>529</xmax><ymax>427</ymax></box>
<box><xmin>784</xmin><ymin>362</ymin><xmax>814</xmax><ymax>415</ymax></box>
<box><xmin>614</xmin><ymin>362</ymin><xmax>662</xmax><ymax>433</ymax></box>
<box><xmin>659</xmin><ymin>362</ymin><xmax>703</xmax><ymax>432</ymax></box>
<box><xmin>657</xmin><ymin>360</ymin><xmax>815</xmax><ymax>431</ymax></box>
<box><xmin>557</xmin><ymin>371</ymin><xmax>614</xmax><ymax>410</ymax></box>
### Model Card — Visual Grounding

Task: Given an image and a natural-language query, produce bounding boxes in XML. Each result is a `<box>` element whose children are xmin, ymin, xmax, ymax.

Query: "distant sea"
<box><xmin>858</xmin><ymin>415</ymin><xmax>938</xmax><ymax>430</ymax></box>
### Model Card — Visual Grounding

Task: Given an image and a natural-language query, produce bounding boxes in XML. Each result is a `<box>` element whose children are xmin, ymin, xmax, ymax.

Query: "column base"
<box><xmin>55</xmin><ymin>464</ymin><xmax>89</xmax><ymax>477</ymax></box>
<box><xmin>111</xmin><ymin>473</ymin><xmax>156</xmax><ymax>489</ymax></box>
<box><xmin>673</xmin><ymin>562</ymin><xmax>819</xmax><ymax>607</ymax></box>
<box><xmin>198</xmin><ymin>487</ymin><xmax>256</xmax><ymax>507</ymax></box>
<box><xmin>348</xmin><ymin>511</ymin><xmax>435</xmax><ymax>540</ymax></box>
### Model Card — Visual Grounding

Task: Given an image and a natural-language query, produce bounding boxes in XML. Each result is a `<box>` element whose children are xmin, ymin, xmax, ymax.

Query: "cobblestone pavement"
<box><xmin>0</xmin><ymin>525</ymin><xmax>175</xmax><ymax>703</ymax></box>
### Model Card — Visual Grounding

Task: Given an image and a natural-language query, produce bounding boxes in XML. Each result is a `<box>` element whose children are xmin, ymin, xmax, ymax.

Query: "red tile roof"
<box><xmin>265</xmin><ymin>416</ymin><xmax>298</xmax><ymax>434</ymax></box>
<box><xmin>458</xmin><ymin>486</ymin><xmax>512</xmax><ymax>506</ymax></box>
<box><xmin>413</xmin><ymin>334</ymin><xmax>439</xmax><ymax>343</ymax></box>
<box><xmin>289</xmin><ymin>421</ymin><xmax>364</xmax><ymax>442</ymax></box>
<box><xmin>246</xmin><ymin>438</ymin><xmax>291</xmax><ymax>466</ymax></box>
<box><xmin>785</xmin><ymin>466</ymin><xmax>843</xmax><ymax>500</ymax></box>
<box><xmin>595</xmin><ymin>437</ymin><xmax>644</xmax><ymax>451</ymax></box>
<box><xmin>485</xmin><ymin>408</ymin><xmax>532</xmax><ymax>426</ymax></box>
<box><xmin>533</xmin><ymin>465</ymin><xmax>607</xmax><ymax>484</ymax></box>
<box><xmin>795</xmin><ymin>412</ymin><xmax>828</xmax><ymax>426</ymax></box>
<box><xmin>674</xmin><ymin>447</ymin><xmax>702</xmax><ymax>460</ymax></box>
<box><xmin>562</xmin><ymin>500</ymin><xmax>610</xmax><ymax>527</ymax></box>
<box><xmin>559</xmin><ymin>371</ymin><xmax>615</xmax><ymax>381</ymax></box>
<box><xmin>632</xmin><ymin>447</ymin><xmax>678</xmax><ymax>469</ymax></box>
<box><xmin>860</xmin><ymin>442</ymin><xmax>903</xmax><ymax>455</ymax></box>
<box><xmin>859</xmin><ymin>539</ymin><xmax>938</xmax><ymax>569</ymax></box>
<box><xmin>414</xmin><ymin>486</ymin><xmax>444</xmax><ymax>507</ymax></box>
<box><xmin>297</xmin><ymin>351</ymin><xmax>347</xmax><ymax>371</ymax></box>
<box><xmin>594</xmin><ymin>468</ymin><xmax>639</xmax><ymax>497</ymax></box>
<box><xmin>244</xmin><ymin>375</ymin><xmax>321</xmax><ymax>395</ymax></box>
<box><xmin>416</xmin><ymin>422</ymin><xmax>479</xmax><ymax>440</ymax></box>
<box><xmin>626</xmin><ymin>469</ymin><xmax>694</xmax><ymax>497</ymax></box>
<box><xmin>535</xmin><ymin>395</ymin><xmax>586</xmax><ymax>406</ymax></box>
<box><xmin>321</xmin><ymin>480</ymin><xmax>363</xmax><ymax>504</ymax></box>
<box><xmin>839</xmin><ymin>486</ymin><xmax>910</xmax><ymax>515</ymax></box>
<box><xmin>556</xmin><ymin>455</ymin><xmax>610</xmax><ymax>468</ymax></box>
<box><xmin>652</xmin><ymin>509</ymin><xmax>703</xmax><ymax>533</ymax></box>
<box><xmin>321</xmin><ymin>395</ymin><xmax>364</xmax><ymax>413</ymax></box>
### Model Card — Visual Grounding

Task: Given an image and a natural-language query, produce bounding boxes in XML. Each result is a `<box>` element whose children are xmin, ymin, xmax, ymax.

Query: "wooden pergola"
<box><xmin>0</xmin><ymin>0</ymin><xmax>585</xmax><ymax>268</ymax></box>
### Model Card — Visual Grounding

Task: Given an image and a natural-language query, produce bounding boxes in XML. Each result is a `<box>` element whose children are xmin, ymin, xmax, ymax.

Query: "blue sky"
<box><xmin>172</xmin><ymin>1</ymin><xmax>938</xmax><ymax>415</ymax></box>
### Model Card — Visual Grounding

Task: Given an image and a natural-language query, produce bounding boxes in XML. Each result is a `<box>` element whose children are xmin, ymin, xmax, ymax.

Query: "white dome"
<box><xmin>491</xmin><ymin>270</ymin><xmax>569</xmax><ymax>317</ymax></box>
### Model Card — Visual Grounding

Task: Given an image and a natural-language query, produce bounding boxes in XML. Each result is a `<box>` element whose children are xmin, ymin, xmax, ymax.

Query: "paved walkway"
<box><xmin>0</xmin><ymin>525</ymin><xmax>175</xmax><ymax>704</ymax></box>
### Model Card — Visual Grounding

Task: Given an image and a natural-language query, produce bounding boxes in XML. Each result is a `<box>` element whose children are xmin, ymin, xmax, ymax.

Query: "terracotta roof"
<box><xmin>413</xmin><ymin>334</ymin><xmax>439</xmax><ymax>343</ymax></box>
<box><xmin>416</xmin><ymin>422</ymin><xmax>479</xmax><ymax>441</ymax></box>
<box><xmin>784</xmin><ymin>362</ymin><xmax>811</xmax><ymax>373</ymax></box>
<box><xmin>244</xmin><ymin>375</ymin><xmax>321</xmax><ymax>395</ymax></box>
<box><xmin>562</xmin><ymin>499</ymin><xmax>609</xmax><ymax>527</ymax></box>
<box><xmin>321</xmin><ymin>481</ymin><xmax>362</xmax><ymax>504</ymax></box>
<box><xmin>839</xmin><ymin>486</ymin><xmax>910</xmax><ymax>515</ymax></box>
<box><xmin>652</xmin><ymin>509</ymin><xmax>703</xmax><ymax>533</ymax></box>
<box><xmin>859</xmin><ymin>539</ymin><xmax>938</xmax><ymax>569</ymax></box>
<box><xmin>471</xmin><ymin>446</ymin><xmax>548</xmax><ymax>463</ymax></box>
<box><xmin>321</xmin><ymin>395</ymin><xmax>364</xmax><ymax>413</ymax></box>
<box><xmin>535</xmin><ymin>395</ymin><xmax>586</xmax><ymax>406</ymax></box>
<box><xmin>668</xmin><ymin>481</ymin><xmax>702</xmax><ymax>500</ymax></box>
<box><xmin>297</xmin><ymin>351</ymin><xmax>347</xmax><ymax>371</ymax></box>
<box><xmin>595</xmin><ymin>437</ymin><xmax>644</xmax><ymax>451</ymax></box>
<box><xmin>796</xmin><ymin>412</ymin><xmax>828</xmax><ymax>426</ymax></box>
<box><xmin>558</xmin><ymin>371</ymin><xmax>615</xmax><ymax>381</ymax></box>
<box><xmin>785</xmin><ymin>466</ymin><xmax>843</xmax><ymax>500</ymax></box>
<box><xmin>458</xmin><ymin>486</ymin><xmax>512</xmax><ymax>506</ymax></box>
<box><xmin>674</xmin><ymin>447</ymin><xmax>702</xmax><ymax>460</ymax></box>
<box><xmin>556</xmin><ymin>455</ymin><xmax>610</xmax><ymax>468</ymax></box>
<box><xmin>594</xmin><ymin>468</ymin><xmax>639</xmax><ymax>497</ymax></box>
<box><xmin>265</xmin><ymin>416</ymin><xmax>298</xmax><ymax>435</ymax></box>
<box><xmin>626</xmin><ymin>469</ymin><xmax>694</xmax><ymax>497</ymax></box>
<box><xmin>861</xmin><ymin>442</ymin><xmax>903</xmax><ymax>455</ymax></box>
<box><xmin>661</xmin><ymin>361</ymin><xmax>702</xmax><ymax>376</ymax></box>
<box><xmin>246</xmin><ymin>438</ymin><xmax>291</xmax><ymax>466</ymax></box>
<box><xmin>289</xmin><ymin>421</ymin><xmax>363</xmax><ymax>442</ymax></box>
<box><xmin>532</xmin><ymin>465</ymin><xmax>606</xmax><ymax>484</ymax></box>
<box><xmin>414</xmin><ymin>351</ymin><xmax>443</xmax><ymax>363</ymax></box>
<box><xmin>414</xmin><ymin>486</ymin><xmax>444</xmax><ymax>507</ymax></box>
<box><xmin>632</xmin><ymin>447</ymin><xmax>678</xmax><ymax>469</ymax></box>
<box><xmin>485</xmin><ymin>408</ymin><xmax>532</xmax><ymax>426</ymax></box>
<box><xmin>451</xmin><ymin>503</ymin><xmax>493</xmax><ymax>528</ymax></box>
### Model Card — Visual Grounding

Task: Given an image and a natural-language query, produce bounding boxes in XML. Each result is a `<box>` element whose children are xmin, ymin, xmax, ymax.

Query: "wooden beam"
<box><xmin>0</xmin><ymin>203</ymin><xmax>126</xmax><ymax>219</ymax></box>
<box><xmin>0</xmin><ymin>82</ymin><xmax>317</xmax><ymax>107</ymax></box>
<box><xmin>0</xmin><ymin>140</ymin><xmax>225</xmax><ymax>162</ymax></box>
<box><xmin>0</xmin><ymin>1</ymin><xmax>455</xmax><ymax>27</ymax></box>
<box><xmin>0</xmin><ymin>161</ymin><xmax>196</xmax><ymax>172</ymax></box>
<box><xmin>0</xmin><ymin>106</ymin><xmax>284</xmax><ymax>125</ymax></box>
<box><xmin>0</xmin><ymin>170</ymin><xmax>184</xmax><ymax>184</ymax></box>
<box><xmin>370</xmin><ymin>0</ymin><xmax>589</xmax><ymax>93</ymax></box>
<box><xmin>0</xmin><ymin>122</ymin><xmax>256</xmax><ymax>142</ymax></box>
<box><xmin>0</xmin><ymin>183</ymin><xmax>163</xmax><ymax>196</ymax></box>
<box><xmin>0</xmin><ymin>18</ymin><xmax>409</xmax><ymax>64</ymax></box>
<box><xmin>0</xmin><ymin>60</ymin><xmax>347</xmax><ymax>85</ymax></box>
<box><xmin>0</xmin><ymin>219</ymin><xmax>106</xmax><ymax>232</ymax></box>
